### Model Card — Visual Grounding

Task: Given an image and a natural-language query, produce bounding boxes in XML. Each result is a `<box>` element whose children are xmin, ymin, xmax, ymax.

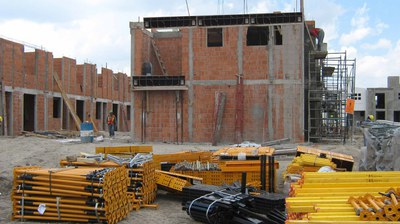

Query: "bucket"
<box><xmin>80</xmin><ymin>122</ymin><xmax>94</xmax><ymax>143</ymax></box>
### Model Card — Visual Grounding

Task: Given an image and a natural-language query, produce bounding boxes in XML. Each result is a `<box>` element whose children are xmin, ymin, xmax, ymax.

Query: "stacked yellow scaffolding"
<box><xmin>61</xmin><ymin>145</ymin><xmax>157</xmax><ymax>210</ymax></box>
<box><xmin>12</xmin><ymin>166</ymin><xmax>130</xmax><ymax>224</ymax></box>
<box><xmin>286</xmin><ymin>171</ymin><xmax>400</xmax><ymax>223</ymax></box>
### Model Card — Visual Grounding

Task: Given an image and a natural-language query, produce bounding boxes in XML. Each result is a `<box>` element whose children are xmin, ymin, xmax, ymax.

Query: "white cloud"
<box><xmin>339</xmin><ymin>3</ymin><xmax>388</xmax><ymax>46</ymax></box>
<box><xmin>362</xmin><ymin>38</ymin><xmax>392</xmax><ymax>50</ymax></box>
<box><xmin>339</xmin><ymin>46</ymin><xmax>358</xmax><ymax>59</ymax></box>
<box><xmin>351</xmin><ymin>3</ymin><xmax>369</xmax><ymax>27</ymax></box>
<box><xmin>356</xmin><ymin>40</ymin><xmax>400</xmax><ymax>87</ymax></box>
<box><xmin>304</xmin><ymin>0</ymin><xmax>345</xmax><ymax>43</ymax></box>
<box><xmin>340</xmin><ymin>27</ymin><xmax>372</xmax><ymax>46</ymax></box>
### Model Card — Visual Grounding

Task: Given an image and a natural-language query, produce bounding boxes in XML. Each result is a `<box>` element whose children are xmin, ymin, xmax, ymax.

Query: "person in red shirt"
<box><xmin>107</xmin><ymin>111</ymin><xmax>116</xmax><ymax>137</ymax></box>
<box><xmin>310</xmin><ymin>28</ymin><xmax>324</xmax><ymax>51</ymax></box>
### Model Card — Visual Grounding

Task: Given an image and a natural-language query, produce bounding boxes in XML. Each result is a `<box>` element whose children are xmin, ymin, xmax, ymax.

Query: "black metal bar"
<box><xmin>268</xmin><ymin>156</ymin><xmax>272</xmax><ymax>193</ymax></box>
<box><xmin>260</xmin><ymin>155</ymin><xmax>266</xmax><ymax>191</ymax></box>
<box><xmin>144</xmin><ymin>12</ymin><xmax>303</xmax><ymax>28</ymax></box>
<box><xmin>271</xmin><ymin>156</ymin><xmax>275</xmax><ymax>193</ymax></box>
<box><xmin>241</xmin><ymin>172</ymin><xmax>247</xmax><ymax>194</ymax></box>
<box><xmin>180</xmin><ymin>91</ymin><xmax>184</xmax><ymax>144</ymax></box>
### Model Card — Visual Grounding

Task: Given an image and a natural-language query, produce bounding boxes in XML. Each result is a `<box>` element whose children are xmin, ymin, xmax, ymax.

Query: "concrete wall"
<box><xmin>131</xmin><ymin>22</ymin><xmax>304</xmax><ymax>143</ymax></box>
<box><xmin>0</xmin><ymin>38</ymin><xmax>130</xmax><ymax>136</ymax></box>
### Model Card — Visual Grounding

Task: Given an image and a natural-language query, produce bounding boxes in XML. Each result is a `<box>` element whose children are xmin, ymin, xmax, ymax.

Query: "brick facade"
<box><xmin>130</xmin><ymin>15</ymin><xmax>305</xmax><ymax>144</ymax></box>
<box><xmin>0</xmin><ymin>38</ymin><xmax>130</xmax><ymax>135</ymax></box>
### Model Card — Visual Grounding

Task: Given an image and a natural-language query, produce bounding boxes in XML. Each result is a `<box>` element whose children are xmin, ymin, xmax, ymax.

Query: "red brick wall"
<box><xmin>36</xmin><ymin>94</ymin><xmax>45</xmax><ymax>130</ymax></box>
<box><xmin>24</xmin><ymin>52</ymin><xmax>36</xmax><ymax>89</ymax></box>
<box><xmin>0</xmin><ymin>38</ymin><xmax>130</xmax><ymax>136</ymax></box>
<box><xmin>154</xmin><ymin>36</ymin><xmax>182</xmax><ymax>75</ymax></box>
<box><xmin>133</xmin><ymin>24</ymin><xmax>304</xmax><ymax>143</ymax></box>
<box><xmin>0</xmin><ymin>39</ymin><xmax>24</xmax><ymax>88</ymax></box>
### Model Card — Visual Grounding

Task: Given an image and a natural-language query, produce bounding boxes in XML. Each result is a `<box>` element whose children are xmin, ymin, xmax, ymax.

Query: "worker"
<box><xmin>367</xmin><ymin>114</ymin><xmax>374</xmax><ymax>122</ymax></box>
<box><xmin>310</xmin><ymin>28</ymin><xmax>324</xmax><ymax>51</ymax></box>
<box><xmin>107</xmin><ymin>111</ymin><xmax>116</xmax><ymax>138</ymax></box>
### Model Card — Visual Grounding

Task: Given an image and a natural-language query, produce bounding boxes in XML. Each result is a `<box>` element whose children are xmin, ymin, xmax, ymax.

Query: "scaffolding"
<box><xmin>308</xmin><ymin>52</ymin><xmax>356</xmax><ymax>142</ymax></box>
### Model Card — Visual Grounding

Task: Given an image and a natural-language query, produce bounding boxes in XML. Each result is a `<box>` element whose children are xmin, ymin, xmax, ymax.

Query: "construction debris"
<box><xmin>21</xmin><ymin>131</ymin><xmax>68</xmax><ymax>139</ymax></box>
<box><xmin>361</xmin><ymin>121</ymin><xmax>400</xmax><ymax>171</ymax></box>
<box><xmin>12</xmin><ymin>166</ymin><xmax>130</xmax><ymax>223</ymax></box>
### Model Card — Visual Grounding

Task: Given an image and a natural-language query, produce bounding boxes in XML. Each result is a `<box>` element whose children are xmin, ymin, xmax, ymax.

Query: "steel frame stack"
<box><xmin>307</xmin><ymin>51</ymin><xmax>356</xmax><ymax>142</ymax></box>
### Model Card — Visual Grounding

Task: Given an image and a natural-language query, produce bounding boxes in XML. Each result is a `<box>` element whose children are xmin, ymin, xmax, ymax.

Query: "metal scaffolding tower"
<box><xmin>307</xmin><ymin>51</ymin><xmax>356</xmax><ymax>142</ymax></box>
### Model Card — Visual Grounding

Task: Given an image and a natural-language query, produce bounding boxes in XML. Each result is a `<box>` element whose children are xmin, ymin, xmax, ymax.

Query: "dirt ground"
<box><xmin>0</xmin><ymin>132</ymin><xmax>363</xmax><ymax>224</ymax></box>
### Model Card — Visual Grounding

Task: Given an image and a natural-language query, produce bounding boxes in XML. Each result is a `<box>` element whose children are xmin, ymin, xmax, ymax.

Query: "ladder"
<box><xmin>151</xmin><ymin>39</ymin><xmax>167</xmax><ymax>75</ymax></box>
<box><xmin>53</xmin><ymin>72</ymin><xmax>82</xmax><ymax>130</ymax></box>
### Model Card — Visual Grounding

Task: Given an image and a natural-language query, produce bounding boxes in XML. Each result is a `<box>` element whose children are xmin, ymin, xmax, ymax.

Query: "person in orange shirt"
<box><xmin>107</xmin><ymin>111</ymin><xmax>116</xmax><ymax>137</ymax></box>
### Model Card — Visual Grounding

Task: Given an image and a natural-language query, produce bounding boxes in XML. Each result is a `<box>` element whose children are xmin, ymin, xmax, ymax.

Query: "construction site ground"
<box><xmin>0</xmin><ymin>132</ymin><xmax>363</xmax><ymax>224</ymax></box>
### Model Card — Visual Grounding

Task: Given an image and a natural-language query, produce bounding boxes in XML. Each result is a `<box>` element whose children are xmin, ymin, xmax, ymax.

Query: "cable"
<box><xmin>185</xmin><ymin>0</ymin><xmax>190</xmax><ymax>16</ymax></box>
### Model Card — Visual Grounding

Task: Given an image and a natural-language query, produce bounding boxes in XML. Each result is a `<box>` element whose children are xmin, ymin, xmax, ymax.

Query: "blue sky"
<box><xmin>0</xmin><ymin>0</ymin><xmax>399</xmax><ymax>88</ymax></box>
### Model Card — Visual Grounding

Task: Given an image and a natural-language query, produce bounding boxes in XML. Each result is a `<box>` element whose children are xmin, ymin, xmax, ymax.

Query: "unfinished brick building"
<box><xmin>0</xmin><ymin>38</ymin><xmax>131</xmax><ymax>136</ymax></box>
<box><xmin>130</xmin><ymin>12</ymin><xmax>308</xmax><ymax>144</ymax></box>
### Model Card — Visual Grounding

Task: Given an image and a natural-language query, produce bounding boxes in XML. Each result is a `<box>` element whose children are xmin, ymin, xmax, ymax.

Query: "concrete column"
<box><xmin>188</xmin><ymin>28</ymin><xmax>194</xmax><ymax>142</ymax></box>
<box><xmin>300</xmin><ymin>23</ymin><xmax>305</xmax><ymax>141</ymax></box>
<box><xmin>130</xmin><ymin>22</ymin><xmax>136</xmax><ymax>141</ymax></box>
<box><xmin>12</xmin><ymin>45</ymin><xmax>15</xmax><ymax>87</ymax></box>
<box><xmin>0</xmin><ymin>42</ymin><xmax>5</xmax><ymax>135</ymax></box>
<box><xmin>237</xmin><ymin>27</ymin><xmax>243</xmax><ymax>75</ymax></box>
<box><xmin>267</xmin><ymin>25</ymin><xmax>274</xmax><ymax>141</ymax></box>
<box><xmin>35</xmin><ymin>50</ymin><xmax>39</xmax><ymax>89</ymax></box>
<box><xmin>44</xmin><ymin>52</ymin><xmax>49</xmax><ymax>130</ymax></box>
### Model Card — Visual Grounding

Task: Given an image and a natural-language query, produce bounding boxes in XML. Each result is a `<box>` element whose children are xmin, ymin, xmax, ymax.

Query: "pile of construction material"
<box><xmin>284</xmin><ymin>153</ymin><xmax>337</xmax><ymax>176</ymax></box>
<box><xmin>212</xmin><ymin>146</ymin><xmax>275</xmax><ymax>161</ymax></box>
<box><xmin>167</xmin><ymin>147</ymin><xmax>278</xmax><ymax>190</ymax></box>
<box><xmin>12</xmin><ymin>166</ymin><xmax>130</xmax><ymax>223</ymax></box>
<box><xmin>60</xmin><ymin>145</ymin><xmax>157</xmax><ymax>210</ymax></box>
<box><xmin>361</xmin><ymin>121</ymin><xmax>400</xmax><ymax>171</ymax></box>
<box><xmin>183</xmin><ymin>185</ymin><xmax>286</xmax><ymax>224</ymax></box>
<box><xmin>153</xmin><ymin>151</ymin><xmax>213</xmax><ymax>170</ymax></box>
<box><xmin>286</xmin><ymin>171</ymin><xmax>400</xmax><ymax>222</ymax></box>
<box><xmin>283</xmin><ymin>146</ymin><xmax>354</xmax><ymax>178</ymax></box>
<box><xmin>155</xmin><ymin>170</ymin><xmax>203</xmax><ymax>192</ymax></box>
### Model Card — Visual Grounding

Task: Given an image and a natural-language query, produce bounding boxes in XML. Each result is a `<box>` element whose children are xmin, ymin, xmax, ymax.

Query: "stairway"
<box><xmin>151</xmin><ymin>39</ymin><xmax>168</xmax><ymax>76</ymax></box>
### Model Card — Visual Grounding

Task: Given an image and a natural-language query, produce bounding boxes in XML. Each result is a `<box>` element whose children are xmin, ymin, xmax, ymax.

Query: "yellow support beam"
<box><xmin>285</xmin><ymin>221</ymin><xmax>400</xmax><ymax>224</ymax></box>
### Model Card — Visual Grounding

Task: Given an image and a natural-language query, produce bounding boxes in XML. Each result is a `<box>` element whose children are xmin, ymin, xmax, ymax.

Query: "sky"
<box><xmin>0</xmin><ymin>0</ymin><xmax>399</xmax><ymax>88</ymax></box>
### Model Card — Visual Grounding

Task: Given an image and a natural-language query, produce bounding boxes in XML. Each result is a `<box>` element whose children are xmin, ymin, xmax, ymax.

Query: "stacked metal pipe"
<box><xmin>348</xmin><ymin>188</ymin><xmax>400</xmax><ymax>221</ymax></box>
<box><xmin>286</xmin><ymin>171</ymin><xmax>400</xmax><ymax>222</ymax></box>
<box><xmin>12</xmin><ymin>166</ymin><xmax>130</xmax><ymax>223</ymax></box>
<box><xmin>60</xmin><ymin>153</ymin><xmax>157</xmax><ymax>210</ymax></box>
<box><xmin>127</xmin><ymin>159</ymin><xmax>157</xmax><ymax>210</ymax></box>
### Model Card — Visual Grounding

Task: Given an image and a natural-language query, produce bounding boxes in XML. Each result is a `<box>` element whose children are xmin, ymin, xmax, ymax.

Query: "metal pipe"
<box><xmin>241</xmin><ymin>172</ymin><xmax>246</xmax><ymax>194</ymax></box>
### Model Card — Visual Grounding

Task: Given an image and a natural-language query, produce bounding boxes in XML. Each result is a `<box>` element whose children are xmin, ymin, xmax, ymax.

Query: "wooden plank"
<box><xmin>156</xmin><ymin>170</ymin><xmax>203</xmax><ymax>181</ymax></box>
<box><xmin>88</xmin><ymin>114</ymin><xmax>98</xmax><ymax>133</ymax></box>
<box><xmin>212</xmin><ymin>91</ymin><xmax>226</xmax><ymax>146</ymax></box>
<box><xmin>120</xmin><ymin>104</ymin><xmax>129</xmax><ymax>132</ymax></box>
<box><xmin>53</xmin><ymin>72</ymin><xmax>81</xmax><ymax>130</ymax></box>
